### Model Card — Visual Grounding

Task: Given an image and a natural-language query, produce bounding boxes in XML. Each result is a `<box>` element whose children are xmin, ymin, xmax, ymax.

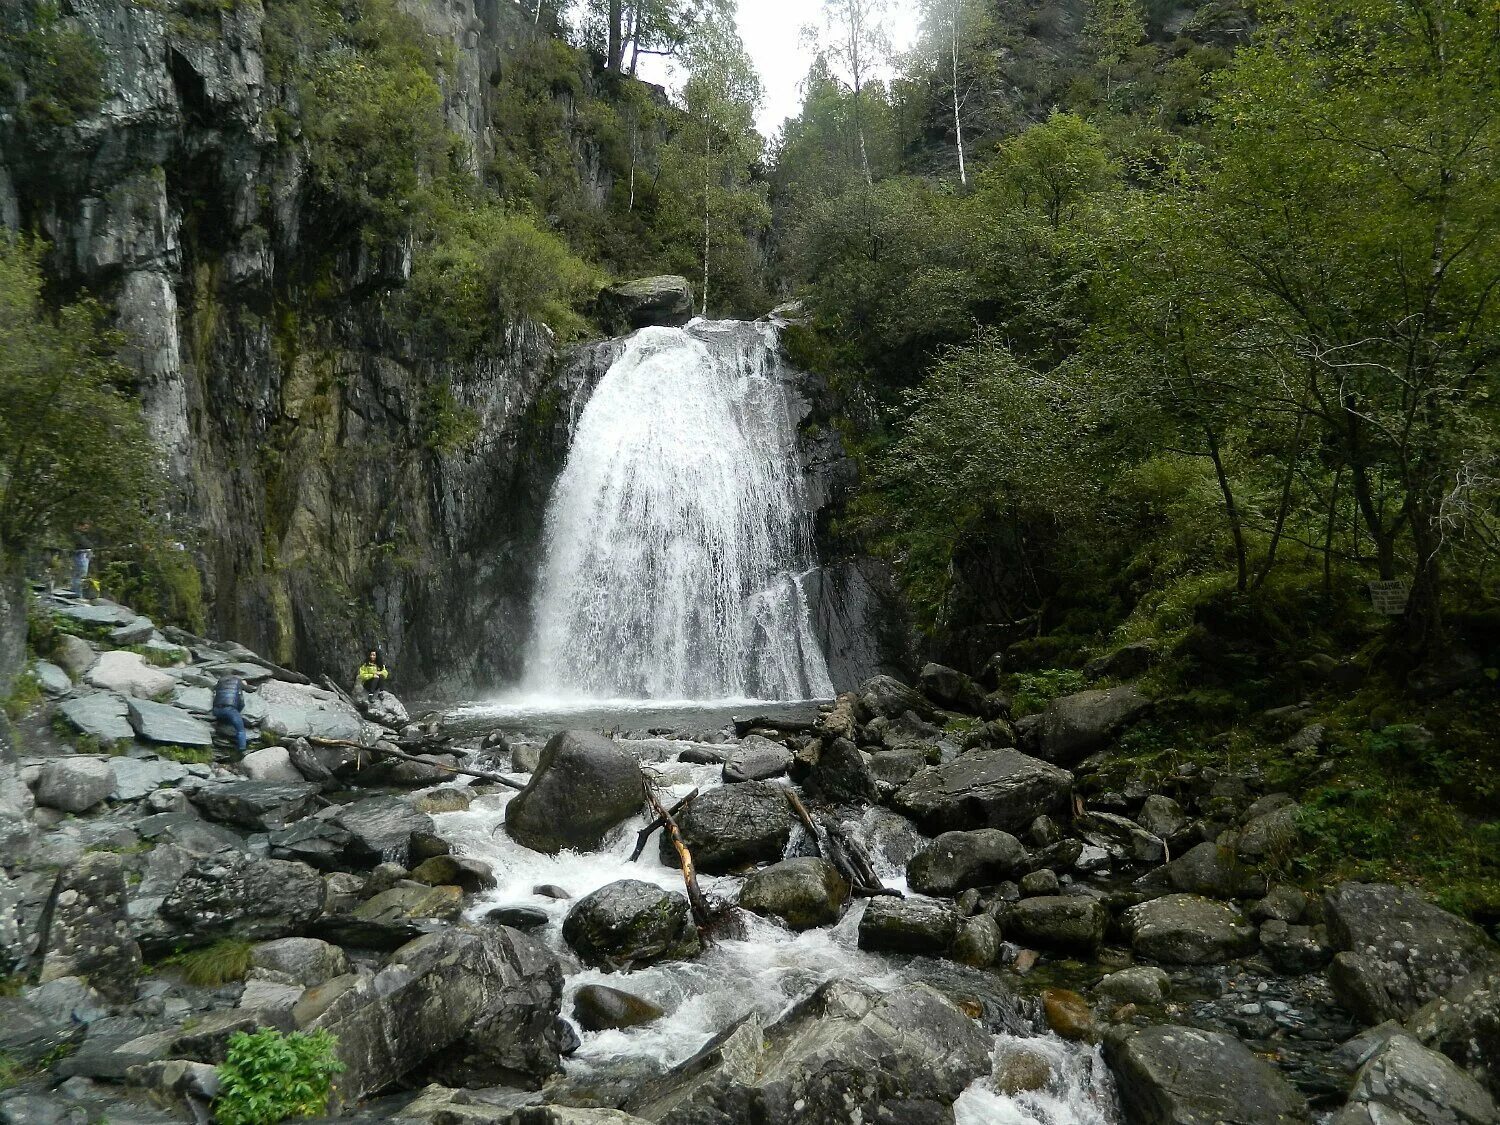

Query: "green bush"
<box><xmin>215</xmin><ymin>1029</ymin><xmax>343</xmax><ymax>1125</ymax></box>
<box><xmin>161</xmin><ymin>938</ymin><xmax>254</xmax><ymax>986</ymax></box>
<box><xmin>0</xmin><ymin>2</ymin><xmax>107</xmax><ymax>129</ymax></box>
<box><xmin>1007</xmin><ymin>667</ymin><xmax>1089</xmax><ymax>718</ymax></box>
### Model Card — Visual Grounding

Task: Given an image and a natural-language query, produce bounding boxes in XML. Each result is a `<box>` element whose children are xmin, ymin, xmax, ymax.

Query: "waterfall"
<box><xmin>525</xmin><ymin>320</ymin><xmax>835</xmax><ymax>702</ymax></box>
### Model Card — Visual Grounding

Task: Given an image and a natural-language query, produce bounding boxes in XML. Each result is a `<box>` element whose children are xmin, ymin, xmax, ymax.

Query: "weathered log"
<box><xmin>644</xmin><ymin>784</ymin><xmax>712</xmax><ymax>930</ymax></box>
<box><xmin>305</xmin><ymin>736</ymin><xmax>526</xmax><ymax>790</ymax></box>
<box><xmin>732</xmin><ymin>714</ymin><xmax>817</xmax><ymax>738</ymax></box>
<box><xmin>630</xmin><ymin>789</ymin><xmax>700</xmax><ymax>861</ymax></box>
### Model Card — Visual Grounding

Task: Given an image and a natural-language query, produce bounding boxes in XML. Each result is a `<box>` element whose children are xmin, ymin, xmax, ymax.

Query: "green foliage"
<box><xmin>3</xmin><ymin>670</ymin><xmax>42</xmax><ymax>721</ymax></box>
<box><xmin>1008</xmin><ymin>668</ymin><xmax>1088</xmax><ymax>718</ymax></box>
<box><xmin>214</xmin><ymin>1029</ymin><xmax>343</xmax><ymax>1125</ymax></box>
<box><xmin>98</xmin><ymin>537</ymin><xmax>206</xmax><ymax>634</ymax></box>
<box><xmin>161</xmin><ymin>939</ymin><xmax>254</xmax><ymax>987</ymax></box>
<box><xmin>0</xmin><ymin>2</ymin><xmax>107</xmax><ymax>129</ymax></box>
<box><xmin>0</xmin><ymin>237</ymin><xmax>163</xmax><ymax>558</ymax></box>
<box><xmin>156</xmin><ymin>744</ymin><xmax>213</xmax><ymax>764</ymax></box>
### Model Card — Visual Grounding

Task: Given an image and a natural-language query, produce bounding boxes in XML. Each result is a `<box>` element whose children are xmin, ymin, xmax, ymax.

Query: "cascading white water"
<box><xmin>526</xmin><ymin>320</ymin><xmax>835</xmax><ymax>701</ymax></box>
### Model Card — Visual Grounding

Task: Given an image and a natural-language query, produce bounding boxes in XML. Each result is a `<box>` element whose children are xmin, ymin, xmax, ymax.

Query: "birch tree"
<box><xmin>814</xmin><ymin>0</ymin><xmax>890</xmax><ymax>185</ymax></box>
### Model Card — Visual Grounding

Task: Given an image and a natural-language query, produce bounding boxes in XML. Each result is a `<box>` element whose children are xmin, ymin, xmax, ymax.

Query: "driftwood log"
<box><xmin>630</xmin><ymin>788</ymin><xmax>700</xmax><ymax>861</ymax></box>
<box><xmin>305</xmin><ymin>736</ymin><xmax>527</xmax><ymax>790</ymax></box>
<box><xmin>784</xmin><ymin>789</ymin><xmax>900</xmax><ymax>899</ymax></box>
<box><xmin>644</xmin><ymin>783</ymin><xmax>713</xmax><ymax>930</ymax></box>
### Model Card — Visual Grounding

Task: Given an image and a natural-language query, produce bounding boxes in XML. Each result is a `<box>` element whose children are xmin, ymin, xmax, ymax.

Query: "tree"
<box><xmin>0</xmin><ymin>237</ymin><xmax>161</xmax><ymax>559</ymax></box>
<box><xmin>1083</xmin><ymin>0</ymin><xmax>1145</xmax><ymax>100</ymax></box>
<box><xmin>915</xmin><ymin>0</ymin><xmax>994</xmax><ymax>185</ymax></box>
<box><xmin>584</xmin><ymin>0</ymin><xmax>732</xmax><ymax>75</ymax></box>
<box><xmin>812</xmin><ymin>0</ymin><xmax>891</xmax><ymax>185</ymax></box>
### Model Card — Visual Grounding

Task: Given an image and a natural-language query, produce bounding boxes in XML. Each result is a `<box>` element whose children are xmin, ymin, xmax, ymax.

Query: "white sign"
<box><xmin>1368</xmin><ymin>580</ymin><xmax>1410</xmax><ymax>615</ymax></box>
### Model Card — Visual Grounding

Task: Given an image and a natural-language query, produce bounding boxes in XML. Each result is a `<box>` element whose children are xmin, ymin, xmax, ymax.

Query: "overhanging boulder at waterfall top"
<box><xmin>596</xmin><ymin>275</ymin><xmax>695</xmax><ymax>332</ymax></box>
<box><xmin>505</xmin><ymin>731</ymin><xmax>645</xmax><ymax>854</ymax></box>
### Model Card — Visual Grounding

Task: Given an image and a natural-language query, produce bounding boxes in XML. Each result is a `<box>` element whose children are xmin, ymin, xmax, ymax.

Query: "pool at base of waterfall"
<box><xmin>432</xmin><ymin>708</ymin><xmax>1122</xmax><ymax>1124</ymax></box>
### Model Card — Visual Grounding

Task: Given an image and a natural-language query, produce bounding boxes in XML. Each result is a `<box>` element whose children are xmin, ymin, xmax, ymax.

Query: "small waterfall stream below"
<box><xmin>439</xmin><ymin>319</ymin><xmax>1121</xmax><ymax>1122</ymax></box>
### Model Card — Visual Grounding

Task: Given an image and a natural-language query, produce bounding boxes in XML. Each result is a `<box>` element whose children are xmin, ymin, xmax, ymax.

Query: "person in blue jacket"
<box><xmin>212</xmin><ymin>674</ymin><xmax>248</xmax><ymax>755</ymax></box>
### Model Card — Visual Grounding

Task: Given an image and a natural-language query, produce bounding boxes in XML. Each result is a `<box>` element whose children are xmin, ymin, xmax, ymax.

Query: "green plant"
<box><xmin>0</xmin><ymin>1051</ymin><xmax>21</xmax><ymax>1090</ymax></box>
<box><xmin>127</xmin><ymin>644</ymin><xmax>188</xmax><ymax>668</ymax></box>
<box><xmin>214</xmin><ymin>1029</ymin><xmax>343</xmax><ymax>1125</ymax></box>
<box><xmin>2</xmin><ymin>670</ymin><xmax>42</xmax><ymax>721</ymax></box>
<box><xmin>156</xmin><ymin>744</ymin><xmax>213</xmax><ymax>765</ymax></box>
<box><xmin>1007</xmin><ymin>668</ymin><xmax>1088</xmax><ymax>718</ymax></box>
<box><xmin>159</xmin><ymin>939</ymin><xmax>254</xmax><ymax>987</ymax></box>
<box><xmin>0</xmin><ymin>2</ymin><xmax>107</xmax><ymax>129</ymax></box>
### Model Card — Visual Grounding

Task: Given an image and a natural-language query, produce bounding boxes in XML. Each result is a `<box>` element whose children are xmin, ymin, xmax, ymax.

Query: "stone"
<box><xmin>623</xmin><ymin>979</ymin><xmax>989</xmax><ymax>1123</ymax></box>
<box><xmin>0</xmin><ymin>995</ymin><xmax>82</xmax><ymax>1065</ymax></box>
<box><xmin>860</xmin><ymin>807</ymin><xmax>925</xmax><ymax>873</ymax></box>
<box><xmin>306</xmin><ymin>927</ymin><xmax>564</xmax><ymax>1099</ymax></box>
<box><xmin>562</xmin><ymin>879</ymin><xmax>701</xmax><ymax>971</ymax></box>
<box><xmin>513</xmin><ymin>1110</ymin><xmax>652</xmax><ymax>1125</ymax></box>
<box><xmin>256</xmin><ymin>680</ymin><xmax>364</xmax><ymax>742</ymax></box>
<box><xmin>994</xmin><ymin>1042</ymin><xmax>1055</xmax><ymax>1095</ymax></box>
<box><xmin>1075</xmin><ymin>810</ymin><xmax>1165</xmax><ymax>865</ymax></box>
<box><xmin>893</xmin><ymin>748</ymin><xmax>1073</xmax><ymax>835</ymax></box>
<box><xmin>266</xmin><ymin>819</ymin><xmax>353</xmax><ymax>869</ymax></box>
<box><xmin>363</xmin><ymin>690</ymin><xmax>409</xmax><ymax>727</ymax></box>
<box><xmin>664</xmin><ymin>780</ymin><xmax>790</xmax><ymax>874</ymax></box>
<box><xmin>35</xmin><ymin>758</ymin><xmax>114</xmax><ymax>813</ymax></box>
<box><xmin>413</xmin><ymin>787</ymin><xmax>472</xmax><ymax>814</ymax></box>
<box><xmin>84</xmin><ymin>651</ymin><xmax>176</xmax><ymax>699</ymax></box>
<box><xmin>1033</xmin><ymin>685</ymin><xmax>1151</xmax><ymax>766</ymax></box>
<box><xmin>53</xmin><ymin>634</ymin><xmax>96</xmax><ymax>679</ymax></box>
<box><xmin>1084</xmin><ymin>641</ymin><xmax>1158</xmax><ymax>681</ymax></box>
<box><xmin>134</xmin><ymin>810</ymin><xmax>243</xmax><ymax>856</ymax></box>
<box><xmin>1407</xmin><ymin>968</ymin><xmax>1500</xmax><ymax>1101</ymax></box>
<box><xmin>1148</xmin><ymin>840</ymin><xmax>1269</xmax><ymax>900</ymax></box>
<box><xmin>867</xmin><ymin>746</ymin><xmax>927</xmax><ymax>786</ymax></box>
<box><xmin>1123</xmin><ymin>894</ymin><xmax>1257</xmax><ymax>965</ymax></box>
<box><xmin>1138</xmin><ymin>794</ymin><xmax>1189</xmax><ymax>841</ymax></box>
<box><xmin>1324</xmin><ymin>882</ymin><xmax>1500</xmax><ymax>1024</ymax></box>
<box><xmin>126</xmin><ymin>698</ymin><xmax>214</xmax><ymax>747</ymax></box>
<box><xmin>738</xmin><ymin>857</ymin><xmax>848</xmax><ymax>930</ymax></box>
<box><xmin>409</xmin><ymin>855</ymin><xmax>495</xmax><ymax>893</ymax></box>
<box><xmin>1237</xmin><ymin>801</ymin><xmax>1300</xmax><ymax>861</ymax></box>
<box><xmin>238</xmin><ymin>745</ymin><xmax>305</xmax><ymax>783</ymax></box>
<box><xmin>1020</xmin><ymin>869</ymin><xmax>1060</xmax><ymax>897</ymax></box>
<box><xmin>160</xmin><ymin>852</ymin><xmax>326</xmax><ymax>943</ymax></box>
<box><xmin>1042</xmin><ymin>988</ymin><xmax>1097</xmax><ymax>1042</ymax></box>
<box><xmin>1096</xmin><ymin>966</ymin><xmax>1170</xmax><ymax>1006</ymax></box>
<box><xmin>906</xmin><ymin>829</ymin><xmax>1027</xmax><ymax>896</ymax></box>
<box><xmin>809</xmin><ymin>736</ymin><xmax>879</xmax><ymax>805</ymax></box>
<box><xmin>505</xmin><ymin>731</ymin><xmax>644</xmax><ymax>854</ymax></box>
<box><xmin>856</xmin><ymin>896</ymin><xmax>959</xmax><ymax>956</ymax></box>
<box><xmin>109</xmin><ymin>757</ymin><xmax>191</xmax><ymax>801</ymax></box>
<box><xmin>57</xmin><ymin>692</ymin><xmax>135</xmax><ymax>743</ymax></box>
<box><xmin>329</xmin><ymin>796</ymin><xmax>434</xmax><ymax>868</ymax></box>
<box><xmin>1260</xmin><ymin>921</ymin><xmax>1333</xmax><ymax>975</ymax></box>
<box><xmin>249</xmin><ymin>937</ymin><xmax>349</xmax><ymax>987</ymax></box>
<box><xmin>189</xmin><ymin>780</ymin><xmax>320</xmax><ymax>831</ymax></box>
<box><xmin>572</xmin><ymin>984</ymin><xmax>666</xmax><ymax>1032</ymax></box>
<box><xmin>33</xmin><ymin>660</ymin><xmax>72</xmax><ymax>696</ymax></box>
<box><xmin>1252</xmin><ymin>885</ymin><xmax>1309</xmax><ymax>924</ymax></box>
<box><xmin>0</xmin><ymin>869</ymin><xmax>23</xmax><ymax>973</ymax></box>
<box><xmin>35</xmin><ymin>853</ymin><xmax>142</xmax><ymax>1004</ymax></box>
<box><xmin>853</xmin><ymin>675</ymin><xmax>940</xmax><ymax>724</ymax></box>
<box><xmin>1332</xmin><ymin>1032</ymin><xmax>1496</xmax><ymax>1125</ymax></box>
<box><xmin>721</xmin><ymin>735</ymin><xmax>793</xmax><ymax>783</ymax></box>
<box><xmin>596</xmin><ymin>275</ymin><xmax>694</xmax><ymax>332</ymax></box>
<box><xmin>1105</xmin><ymin>1024</ymin><xmax>1308</xmax><ymax>1125</ymax></box>
<box><xmin>108</xmin><ymin>616</ymin><xmax>155</xmax><ymax>646</ymax></box>
<box><xmin>952</xmin><ymin>913</ymin><xmax>1003</xmax><ymax>967</ymax></box>
<box><xmin>355</xmin><ymin>883</ymin><xmax>463</xmax><ymax>925</ymax></box>
<box><xmin>485</xmin><ymin>906</ymin><xmax>550</xmax><ymax>931</ymax></box>
<box><xmin>1003</xmin><ymin>896</ymin><xmax>1109</xmax><ymax>954</ymax></box>
<box><xmin>919</xmin><ymin>662</ymin><xmax>985</xmax><ymax>713</ymax></box>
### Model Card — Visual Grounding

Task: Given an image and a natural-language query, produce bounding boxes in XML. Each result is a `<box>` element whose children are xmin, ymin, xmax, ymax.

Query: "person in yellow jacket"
<box><xmin>357</xmin><ymin>649</ymin><xmax>389</xmax><ymax>695</ymax></box>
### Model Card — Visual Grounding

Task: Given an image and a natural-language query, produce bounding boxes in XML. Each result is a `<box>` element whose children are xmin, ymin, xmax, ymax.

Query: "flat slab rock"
<box><xmin>127</xmin><ymin>698</ymin><xmax>215</xmax><ymax>746</ymax></box>
<box><xmin>257</xmin><ymin>680</ymin><xmax>365</xmax><ymax>741</ymax></box>
<box><xmin>1105</xmin><ymin>1024</ymin><xmax>1308</xmax><ymax>1125</ymax></box>
<box><xmin>84</xmin><ymin>650</ymin><xmax>177</xmax><ymax>699</ymax></box>
<box><xmin>892</xmin><ymin>747</ymin><xmax>1073</xmax><ymax>834</ymax></box>
<box><xmin>58</xmin><ymin>692</ymin><xmax>135</xmax><ymax>743</ymax></box>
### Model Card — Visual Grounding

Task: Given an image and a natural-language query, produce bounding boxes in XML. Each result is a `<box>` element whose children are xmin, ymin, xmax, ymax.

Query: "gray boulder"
<box><xmin>257</xmin><ymin>680</ymin><xmax>364</xmax><ymax>742</ymax></box>
<box><xmin>1237</xmin><ymin>801</ymin><xmax>1300</xmax><ymax>861</ymax></box>
<box><xmin>722</xmin><ymin>736</ymin><xmax>793</xmax><ymax>783</ymax></box>
<box><xmin>35</xmin><ymin>758</ymin><xmax>114</xmax><ymax>813</ymax></box>
<box><xmin>1407</xmin><ymin>968</ymin><xmax>1500</xmax><ymax>1101</ymax></box>
<box><xmin>624</xmin><ymin>979</ymin><xmax>989</xmax><ymax>1124</ymax></box>
<box><xmin>126</xmin><ymin>699</ymin><xmax>214</xmax><ymax>747</ymax></box>
<box><xmin>853</xmin><ymin>674</ymin><xmax>940</xmax><ymax>723</ymax></box>
<box><xmin>309</xmin><ymin>926</ymin><xmax>563</xmax><ymax>1099</ymax></box>
<box><xmin>562</xmin><ymin>879</ymin><xmax>701</xmax><ymax>971</ymax></box>
<box><xmin>238</xmin><ymin>745</ymin><xmax>305</xmax><ymax>783</ymax></box>
<box><xmin>249</xmin><ymin>937</ymin><xmax>349</xmax><ymax>987</ymax></box>
<box><xmin>1096</xmin><ymin>966</ymin><xmax>1171</xmax><ymax>1007</ymax></box>
<box><xmin>1138</xmin><ymin>794</ymin><xmax>1189</xmax><ymax>841</ymax></box>
<box><xmin>110</xmin><ymin>757</ymin><xmax>192</xmax><ymax>801</ymax></box>
<box><xmin>1146</xmin><ymin>841</ymin><xmax>1269</xmax><ymax>900</ymax></box>
<box><xmin>856</xmin><ymin>896</ymin><xmax>959</xmax><ymax>956</ymax></box>
<box><xmin>572</xmin><ymin>983</ymin><xmax>665</xmax><ymax>1032</ymax></box>
<box><xmin>1123</xmin><ymin>894</ymin><xmax>1257</xmax><ymax>965</ymax></box>
<box><xmin>663</xmin><ymin>781</ymin><xmax>790</xmax><ymax>874</ymax></box>
<box><xmin>328</xmin><ymin>796</ymin><xmax>434</xmax><ymax>868</ymax></box>
<box><xmin>1324</xmin><ymin>882</ymin><xmax>1500</xmax><ymax>1024</ymax></box>
<box><xmin>1331</xmin><ymin>1032</ymin><xmax>1496</xmax><ymax>1125</ymax></box>
<box><xmin>1260</xmin><ymin>921</ymin><xmax>1333</xmax><ymax>975</ymax></box>
<box><xmin>905</xmin><ymin>829</ymin><xmax>1026</xmax><ymax>896</ymax></box>
<box><xmin>808</xmin><ymin>737</ymin><xmax>878</xmax><ymax>805</ymax></box>
<box><xmin>84</xmin><ymin>651</ymin><xmax>175</xmax><ymax>699</ymax></box>
<box><xmin>738</xmin><ymin>858</ymin><xmax>849</xmax><ymax>930</ymax></box>
<box><xmin>952</xmin><ymin>913</ymin><xmax>1003</xmax><ymax>967</ymax></box>
<box><xmin>159</xmin><ymin>852</ymin><xmax>326</xmax><ymax>945</ymax></box>
<box><xmin>1033</xmin><ymin>685</ymin><xmax>1151</xmax><ymax>766</ymax></box>
<box><xmin>506</xmin><ymin>731</ymin><xmax>643</xmax><ymax>854</ymax></box>
<box><xmin>596</xmin><ymin>275</ymin><xmax>694</xmax><ymax>332</ymax></box>
<box><xmin>35</xmin><ymin>854</ymin><xmax>142</xmax><ymax>1004</ymax></box>
<box><xmin>1105</xmin><ymin>1024</ymin><xmax>1309</xmax><ymax>1124</ymax></box>
<box><xmin>57</xmin><ymin>692</ymin><xmax>134</xmax><ymax>743</ymax></box>
<box><xmin>0</xmin><ymin>995</ymin><xmax>82</xmax><ymax>1066</ymax></box>
<box><xmin>892</xmin><ymin>748</ymin><xmax>1073</xmax><ymax>834</ymax></box>
<box><xmin>919</xmin><ymin>663</ymin><xmax>985</xmax><ymax>713</ymax></box>
<box><xmin>54</xmin><ymin>634</ymin><xmax>95</xmax><ymax>679</ymax></box>
<box><xmin>1074</xmin><ymin>811</ymin><xmax>1164</xmax><ymax>866</ymax></box>
<box><xmin>189</xmin><ymin>780</ymin><xmax>320</xmax><ymax>831</ymax></box>
<box><xmin>33</xmin><ymin>660</ymin><xmax>72</xmax><ymax>696</ymax></box>
<box><xmin>1004</xmin><ymin>896</ymin><xmax>1109</xmax><ymax>955</ymax></box>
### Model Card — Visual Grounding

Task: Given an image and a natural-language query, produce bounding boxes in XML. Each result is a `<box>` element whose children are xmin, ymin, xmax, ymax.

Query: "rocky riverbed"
<box><xmin>2</xmin><ymin>592</ymin><xmax>1498</xmax><ymax>1125</ymax></box>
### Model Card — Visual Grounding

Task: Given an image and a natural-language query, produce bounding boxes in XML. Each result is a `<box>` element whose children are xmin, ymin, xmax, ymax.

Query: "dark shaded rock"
<box><xmin>1144</xmin><ymin>841</ymin><xmax>1269</xmax><ymax>900</ymax></box>
<box><xmin>328</xmin><ymin>796</ymin><xmax>434</xmax><ymax>869</ymax></box>
<box><xmin>308</xmin><ymin>926</ymin><xmax>564</xmax><ymax>1099</ymax></box>
<box><xmin>1003</xmin><ymin>896</ymin><xmax>1109</xmax><ymax>955</ymax></box>
<box><xmin>410</xmin><ymin>855</ymin><xmax>495</xmax><ymax>893</ymax></box>
<box><xmin>354</xmin><ymin>883</ymin><xmax>463</xmax><ymax>925</ymax></box>
<box><xmin>159</xmin><ymin>852</ymin><xmax>325</xmax><ymax>946</ymax></box>
<box><xmin>906</xmin><ymin>829</ymin><xmax>1027</xmax><ymax>896</ymax></box>
<box><xmin>534</xmin><ymin>885</ymin><xmax>571</xmax><ymax>900</ymax></box>
<box><xmin>1252</xmin><ymin>885</ymin><xmax>1309</xmax><ymax>924</ymax></box>
<box><xmin>1331</xmin><ymin>1031</ymin><xmax>1496</xmax><ymax>1125</ymax></box>
<box><xmin>1324</xmin><ymin>882</ymin><xmax>1500</xmax><ymax>1024</ymax></box>
<box><xmin>853</xmin><ymin>674</ymin><xmax>939</xmax><ymax>724</ymax></box>
<box><xmin>1033</xmin><ymin>685</ymin><xmax>1151</xmax><ymax>766</ymax></box>
<box><xmin>892</xmin><ymin>748</ymin><xmax>1073</xmax><ymax>835</ymax></box>
<box><xmin>505</xmin><ymin>731</ymin><xmax>644</xmax><ymax>854</ymax></box>
<box><xmin>1407</xmin><ymin>968</ymin><xmax>1500</xmax><ymax>1101</ymax></box>
<box><xmin>562</xmin><ymin>879</ymin><xmax>701</xmax><ymax>971</ymax></box>
<box><xmin>1020</xmin><ymin>869</ymin><xmax>1060</xmax><ymax>897</ymax></box>
<box><xmin>1096</xmin><ymin>966</ymin><xmax>1170</xmax><ymax>1006</ymax></box>
<box><xmin>663</xmin><ymin>781</ymin><xmax>790</xmax><ymax>874</ymax></box>
<box><xmin>1042</xmin><ymin>988</ymin><xmax>1097</xmax><ymax>1042</ymax></box>
<box><xmin>1074</xmin><ymin>811</ymin><xmax>1164</xmax><ymax>866</ymax></box>
<box><xmin>624</xmin><ymin>979</ymin><xmax>989</xmax><ymax>1124</ymax></box>
<box><xmin>572</xmin><ymin>984</ymin><xmax>665</xmax><ymax>1032</ymax></box>
<box><xmin>266</xmin><ymin>818</ymin><xmax>354</xmax><ymax>870</ymax></box>
<box><xmin>809</xmin><ymin>737</ymin><xmax>878</xmax><ymax>805</ymax></box>
<box><xmin>35</xmin><ymin>853</ymin><xmax>141</xmax><ymax>1004</ymax></box>
<box><xmin>307</xmin><ymin>916</ymin><xmax>442</xmax><ymax>952</ymax></box>
<box><xmin>485</xmin><ymin>906</ymin><xmax>550</xmax><ymax>931</ymax></box>
<box><xmin>1260</xmin><ymin>921</ymin><xmax>1332</xmax><ymax>975</ymax></box>
<box><xmin>1104</xmin><ymin>1024</ymin><xmax>1309</xmax><ymax>1124</ymax></box>
<box><xmin>721</xmin><ymin>736</ymin><xmax>793</xmax><ymax>783</ymax></box>
<box><xmin>1084</xmin><ymin>641</ymin><xmax>1158</xmax><ymax>682</ymax></box>
<box><xmin>919</xmin><ymin>663</ymin><xmax>984</xmax><ymax>713</ymax></box>
<box><xmin>952</xmin><ymin>914</ymin><xmax>1002</xmax><ymax>968</ymax></box>
<box><xmin>0</xmin><ymin>996</ymin><xmax>83</xmax><ymax>1065</ymax></box>
<box><xmin>857</xmin><ymin>896</ymin><xmax>959</xmax><ymax>956</ymax></box>
<box><xmin>189</xmin><ymin>781</ymin><xmax>320</xmax><ymax>831</ymax></box>
<box><xmin>171</xmin><ymin>1008</ymin><xmax>291</xmax><ymax>1064</ymax></box>
<box><xmin>738</xmin><ymin>857</ymin><xmax>848</xmax><ymax>930</ymax></box>
<box><xmin>1137</xmin><ymin>794</ymin><xmax>1189</xmax><ymax>841</ymax></box>
<box><xmin>867</xmin><ymin>746</ymin><xmax>926</xmax><ymax>786</ymax></box>
<box><xmin>1237</xmin><ymin>801</ymin><xmax>1300</xmax><ymax>861</ymax></box>
<box><xmin>596</xmin><ymin>275</ymin><xmax>694</xmax><ymax>332</ymax></box>
<box><xmin>1123</xmin><ymin>894</ymin><xmax>1257</xmax><ymax>965</ymax></box>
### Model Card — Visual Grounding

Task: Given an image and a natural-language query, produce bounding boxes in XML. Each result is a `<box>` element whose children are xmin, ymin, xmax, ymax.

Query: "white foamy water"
<box><xmin>430</xmin><ymin>741</ymin><xmax>1121</xmax><ymax>1122</ymax></box>
<box><xmin>525</xmin><ymin>321</ymin><xmax>835</xmax><ymax>702</ymax></box>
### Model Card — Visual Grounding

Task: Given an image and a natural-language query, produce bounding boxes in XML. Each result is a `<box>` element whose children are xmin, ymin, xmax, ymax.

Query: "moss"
<box><xmin>2</xmin><ymin>670</ymin><xmax>42</xmax><ymax>721</ymax></box>
<box><xmin>0</xmin><ymin>2</ymin><xmax>107</xmax><ymax>129</ymax></box>
<box><xmin>159</xmin><ymin>939</ymin><xmax>255</xmax><ymax>987</ymax></box>
<box><xmin>157</xmin><ymin>744</ymin><xmax>213</xmax><ymax>764</ymax></box>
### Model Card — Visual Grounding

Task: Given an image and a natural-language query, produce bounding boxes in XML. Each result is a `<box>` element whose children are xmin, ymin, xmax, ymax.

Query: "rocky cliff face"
<box><xmin>0</xmin><ymin>0</ymin><xmax>595</xmax><ymax>694</ymax></box>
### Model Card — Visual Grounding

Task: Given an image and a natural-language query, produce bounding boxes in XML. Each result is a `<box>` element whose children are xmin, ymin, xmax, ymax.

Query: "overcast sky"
<box><xmin>630</xmin><ymin>1</ymin><xmax>923</xmax><ymax>140</ymax></box>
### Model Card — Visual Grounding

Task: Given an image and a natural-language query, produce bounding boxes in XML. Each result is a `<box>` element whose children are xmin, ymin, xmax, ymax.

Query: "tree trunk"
<box><xmin>1204</xmin><ymin>425</ymin><xmax>1249</xmax><ymax>593</ymax></box>
<box><xmin>951</xmin><ymin>0</ymin><xmax>966</xmax><ymax>186</ymax></box>
<box><xmin>607</xmin><ymin>0</ymin><xmax>624</xmax><ymax>71</ymax></box>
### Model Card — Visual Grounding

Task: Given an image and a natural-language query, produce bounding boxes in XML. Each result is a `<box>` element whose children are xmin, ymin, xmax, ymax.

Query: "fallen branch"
<box><xmin>783</xmin><ymin>790</ymin><xmax>899</xmax><ymax>899</ymax></box>
<box><xmin>630</xmin><ymin>789</ymin><xmax>699</xmax><ymax>861</ymax></box>
<box><xmin>305</xmin><ymin>736</ymin><xmax>526</xmax><ymax>790</ymax></box>
<box><xmin>644</xmin><ymin>783</ymin><xmax>712</xmax><ymax>930</ymax></box>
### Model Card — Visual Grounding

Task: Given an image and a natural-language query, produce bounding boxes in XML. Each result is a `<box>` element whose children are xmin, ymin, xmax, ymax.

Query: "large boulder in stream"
<box><xmin>739</xmin><ymin>858</ymin><xmax>849</xmax><ymax>930</ymax></box>
<box><xmin>662</xmin><ymin>781</ymin><xmax>791</xmax><ymax>874</ymax></box>
<box><xmin>562</xmin><ymin>879</ymin><xmax>701</xmax><ymax>971</ymax></box>
<box><xmin>1105</xmin><ymin>1024</ymin><xmax>1309</xmax><ymax>1124</ymax></box>
<box><xmin>892</xmin><ymin>748</ymin><xmax>1073</xmax><ymax>834</ymax></box>
<box><xmin>623</xmin><ymin>978</ymin><xmax>990</xmax><ymax>1124</ymax></box>
<box><xmin>506</xmin><ymin>731</ymin><xmax>645</xmax><ymax>854</ymax></box>
<box><xmin>905</xmin><ymin>829</ymin><xmax>1027</xmax><ymax>896</ymax></box>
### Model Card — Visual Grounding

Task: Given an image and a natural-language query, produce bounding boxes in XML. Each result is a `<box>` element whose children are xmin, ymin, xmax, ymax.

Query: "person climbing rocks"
<box><xmin>212</xmin><ymin>673</ymin><xmax>248</xmax><ymax>755</ymax></box>
<box><xmin>357</xmin><ymin>649</ymin><xmax>389</xmax><ymax>696</ymax></box>
<box><xmin>71</xmin><ymin>525</ymin><xmax>94</xmax><ymax>598</ymax></box>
